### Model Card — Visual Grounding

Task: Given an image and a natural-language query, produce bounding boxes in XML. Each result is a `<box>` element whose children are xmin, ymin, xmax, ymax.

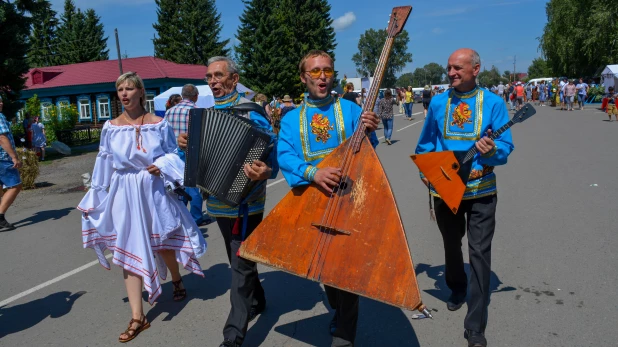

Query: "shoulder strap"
<box><xmin>229</xmin><ymin>102</ymin><xmax>270</xmax><ymax>123</ymax></box>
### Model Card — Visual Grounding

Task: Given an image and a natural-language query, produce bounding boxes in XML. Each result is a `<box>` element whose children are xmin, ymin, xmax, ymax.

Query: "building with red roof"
<box><xmin>20</xmin><ymin>57</ymin><xmax>207</xmax><ymax>123</ymax></box>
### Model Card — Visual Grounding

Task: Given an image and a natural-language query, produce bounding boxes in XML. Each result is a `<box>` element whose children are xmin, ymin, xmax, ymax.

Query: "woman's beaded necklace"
<box><xmin>123</xmin><ymin>112</ymin><xmax>147</xmax><ymax>153</ymax></box>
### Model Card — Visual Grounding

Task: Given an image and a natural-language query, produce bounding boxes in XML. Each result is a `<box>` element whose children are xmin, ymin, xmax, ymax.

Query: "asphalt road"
<box><xmin>0</xmin><ymin>103</ymin><xmax>616</xmax><ymax>346</ymax></box>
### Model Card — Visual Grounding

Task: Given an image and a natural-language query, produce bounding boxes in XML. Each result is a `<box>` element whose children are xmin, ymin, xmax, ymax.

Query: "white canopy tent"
<box><xmin>154</xmin><ymin>83</ymin><xmax>256</xmax><ymax>117</ymax></box>
<box><xmin>601</xmin><ymin>64</ymin><xmax>618</xmax><ymax>93</ymax></box>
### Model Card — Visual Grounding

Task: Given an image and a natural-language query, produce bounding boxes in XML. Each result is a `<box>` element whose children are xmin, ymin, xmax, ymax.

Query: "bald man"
<box><xmin>415</xmin><ymin>48</ymin><xmax>514</xmax><ymax>347</ymax></box>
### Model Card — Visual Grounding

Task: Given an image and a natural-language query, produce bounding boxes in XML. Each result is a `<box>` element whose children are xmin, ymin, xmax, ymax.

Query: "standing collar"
<box><xmin>305</xmin><ymin>95</ymin><xmax>334</xmax><ymax>108</ymax></box>
<box><xmin>215</xmin><ymin>89</ymin><xmax>240</xmax><ymax>106</ymax></box>
<box><xmin>451</xmin><ymin>85</ymin><xmax>480</xmax><ymax>99</ymax></box>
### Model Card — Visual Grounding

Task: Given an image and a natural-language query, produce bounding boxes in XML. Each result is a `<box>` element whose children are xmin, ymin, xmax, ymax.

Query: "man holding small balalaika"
<box><xmin>415</xmin><ymin>48</ymin><xmax>515</xmax><ymax>347</ymax></box>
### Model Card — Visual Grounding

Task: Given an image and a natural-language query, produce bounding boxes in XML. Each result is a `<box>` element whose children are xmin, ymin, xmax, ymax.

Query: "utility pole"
<box><xmin>513</xmin><ymin>55</ymin><xmax>516</xmax><ymax>82</ymax></box>
<box><xmin>115</xmin><ymin>28</ymin><xmax>123</xmax><ymax>75</ymax></box>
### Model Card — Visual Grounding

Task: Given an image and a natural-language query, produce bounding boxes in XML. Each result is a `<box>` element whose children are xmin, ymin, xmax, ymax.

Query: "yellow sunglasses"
<box><xmin>305</xmin><ymin>67</ymin><xmax>334</xmax><ymax>79</ymax></box>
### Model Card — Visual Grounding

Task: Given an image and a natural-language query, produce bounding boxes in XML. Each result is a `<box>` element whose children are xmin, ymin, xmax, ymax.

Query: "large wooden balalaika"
<box><xmin>239</xmin><ymin>6</ymin><xmax>432</xmax><ymax>317</ymax></box>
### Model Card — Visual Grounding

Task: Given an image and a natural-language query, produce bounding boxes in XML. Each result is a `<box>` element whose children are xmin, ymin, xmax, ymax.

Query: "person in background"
<box><xmin>515</xmin><ymin>82</ymin><xmax>524</xmax><ymax>111</ymax></box>
<box><xmin>559</xmin><ymin>77</ymin><xmax>567</xmax><ymax>110</ymax></box>
<box><xmin>538</xmin><ymin>81</ymin><xmax>547</xmax><ymax>106</ymax></box>
<box><xmin>31</xmin><ymin>116</ymin><xmax>46</xmax><ymax>161</ymax></box>
<box><xmin>255</xmin><ymin>94</ymin><xmax>272</xmax><ymax>120</ymax></box>
<box><xmin>398</xmin><ymin>87</ymin><xmax>406</xmax><ymax>114</ymax></box>
<box><xmin>564</xmin><ymin>79</ymin><xmax>577</xmax><ymax>111</ymax></box>
<box><xmin>22</xmin><ymin>113</ymin><xmax>32</xmax><ymax>149</ymax></box>
<box><xmin>342</xmin><ymin>83</ymin><xmax>359</xmax><ymax>105</ymax></box>
<box><xmin>404</xmin><ymin>85</ymin><xmax>414</xmax><ymax>120</ymax></box>
<box><xmin>280</xmin><ymin>94</ymin><xmax>296</xmax><ymax>119</ymax></box>
<box><xmin>165</xmin><ymin>94</ymin><xmax>182</xmax><ymax>111</ymax></box>
<box><xmin>605</xmin><ymin>86</ymin><xmax>617</xmax><ymax>121</ymax></box>
<box><xmin>165</xmin><ymin>84</ymin><xmax>209</xmax><ymax>226</ymax></box>
<box><xmin>422</xmin><ymin>85</ymin><xmax>432</xmax><ymax>118</ymax></box>
<box><xmin>377</xmin><ymin>89</ymin><xmax>398</xmax><ymax>145</ymax></box>
<box><xmin>0</xmin><ymin>94</ymin><xmax>22</xmax><ymax>232</ymax></box>
<box><xmin>576</xmin><ymin>78</ymin><xmax>589</xmax><ymax>110</ymax></box>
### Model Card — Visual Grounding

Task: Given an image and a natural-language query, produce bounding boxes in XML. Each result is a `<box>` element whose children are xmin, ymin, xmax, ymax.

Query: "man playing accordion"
<box><xmin>178</xmin><ymin>56</ymin><xmax>277</xmax><ymax>347</ymax></box>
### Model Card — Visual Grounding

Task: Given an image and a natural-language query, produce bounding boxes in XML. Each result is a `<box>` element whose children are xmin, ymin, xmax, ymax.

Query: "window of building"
<box><xmin>78</xmin><ymin>96</ymin><xmax>91</xmax><ymax>121</ymax></box>
<box><xmin>96</xmin><ymin>94</ymin><xmax>111</xmax><ymax>120</ymax></box>
<box><xmin>56</xmin><ymin>97</ymin><xmax>70</xmax><ymax>118</ymax></box>
<box><xmin>40</xmin><ymin>99</ymin><xmax>53</xmax><ymax>121</ymax></box>
<box><xmin>145</xmin><ymin>91</ymin><xmax>156</xmax><ymax>114</ymax></box>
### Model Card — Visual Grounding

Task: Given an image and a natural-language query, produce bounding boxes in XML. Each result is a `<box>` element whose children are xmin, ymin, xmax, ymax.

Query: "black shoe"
<box><xmin>248</xmin><ymin>304</ymin><xmax>265</xmax><ymax>322</ymax></box>
<box><xmin>329</xmin><ymin>313</ymin><xmax>337</xmax><ymax>335</ymax></box>
<box><xmin>219</xmin><ymin>339</ymin><xmax>240</xmax><ymax>347</ymax></box>
<box><xmin>446</xmin><ymin>292</ymin><xmax>466</xmax><ymax>311</ymax></box>
<box><xmin>0</xmin><ymin>219</ymin><xmax>15</xmax><ymax>232</ymax></box>
<box><xmin>465</xmin><ymin>330</ymin><xmax>487</xmax><ymax>347</ymax></box>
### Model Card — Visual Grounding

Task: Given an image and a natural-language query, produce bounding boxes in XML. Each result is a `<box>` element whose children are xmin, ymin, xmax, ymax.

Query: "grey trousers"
<box><xmin>434</xmin><ymin>195</ymin><xmax>497</xmax><ymax>333</ymax></box>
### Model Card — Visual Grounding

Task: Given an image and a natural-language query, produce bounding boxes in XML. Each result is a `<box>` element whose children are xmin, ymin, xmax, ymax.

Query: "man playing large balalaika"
<box><xmin>277</xmin><ymin>50</ymin><xmax>380</xmax><ymax>347</ymax></box>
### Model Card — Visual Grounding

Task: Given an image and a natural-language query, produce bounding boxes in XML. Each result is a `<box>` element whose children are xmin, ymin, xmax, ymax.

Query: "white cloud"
<box><xmin>332</xmin><ymin>12</ymin><xmax>356</xmax><ymax>32</ymax></box>
<box><xmin>432</xmin><ymin>28</ymin><xmax>445</xmax><ymax>35</ymax></box>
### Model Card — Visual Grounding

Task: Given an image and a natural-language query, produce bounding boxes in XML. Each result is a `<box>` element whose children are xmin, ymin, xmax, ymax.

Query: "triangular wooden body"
<box><xmin>240</xmin><ymin>136</ymin><xmax>423</xmax><ymax>311</ymax></box>
<box><xmin>410</xmin><ymin>151</ymin><xmax>472</xmax><ymax>214</ymax></box>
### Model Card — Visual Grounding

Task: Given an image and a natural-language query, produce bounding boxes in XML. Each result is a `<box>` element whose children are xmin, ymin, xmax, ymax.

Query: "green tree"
<box><xmin>153</xmin><ymin>0</ymin><xmax>229</xmax><ymax>65</ymax></box>
<box><xmin>352</xmin><ymin>28</ymin><xmax>412</xmax><ymax>87</ymax></box>
<box><xmin>527</xmin><ymin>57</ymin><xmax>553</xmax><ymax>79</ymax></box>
<box><xmin>502</xmin><ymin>70</ymin><xmax>511</xmax><ymax>81</ymax></box>
<box><xmin>540</xmin><ymin>0</ymin><xmax>618</xmax><ymax>77</ymax></box>
<box><xmin>412</xmin><ymin>68</ymin><xmax>427</xmax><ymax>87</ymax></box>
<box><xmin>396</xmin><ymin>72</ymin><xmax>414</xmax><ymax>88</ymax></box>
<box><xmin>478</xmin><ymin>65</ymin><xmax>503</xmax><ymax>87</ymax></box>
<box><xmin>423</xmin><ymin>62</ymin><xmax>446</xmax><ymax>85</ymax></box>
<box><xmin>1</xmin><ymin>0</ymin><xmax>40</xmax><ymax>119</ymax></box>
<box><xmin>27</xmin><ymin>0</ymin><xmax>59</xmax><ymax>67</ymax></box>
<box><xmin>25</xmin><ymin>94</ymin><xmax>41</xmax><ymax>117</ymax></box>
<box><xmin>55</xmin><ymin>0</ymin><xmax>108</xmax><ymax>65</ymax></box>
<box><xmin>235</xmin><ymin>0</ymin><xmax>336</xmax><ymax>98</ymax></box>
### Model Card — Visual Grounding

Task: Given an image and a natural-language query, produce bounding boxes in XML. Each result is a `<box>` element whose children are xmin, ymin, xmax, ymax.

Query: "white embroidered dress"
<box><xmin>78</xmin><ymin>120</ymin><xmax>207</xmax><ymax>304</ymax></box>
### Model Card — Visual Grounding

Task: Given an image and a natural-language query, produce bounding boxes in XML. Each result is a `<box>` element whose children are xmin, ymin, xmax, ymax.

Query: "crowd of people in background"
<box><xmin>489</xmin><ymin>77</ymin><xmax>595</xmax><ymax>112</ymax></box>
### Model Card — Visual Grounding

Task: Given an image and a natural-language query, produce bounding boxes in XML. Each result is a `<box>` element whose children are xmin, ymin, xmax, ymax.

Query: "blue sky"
<box><xmin>50</xmin><ymin>0</ymin><xmax>548</xmax><ymax>78</ymax></box>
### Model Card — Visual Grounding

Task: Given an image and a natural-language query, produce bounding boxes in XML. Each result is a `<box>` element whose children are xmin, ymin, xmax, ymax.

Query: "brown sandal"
<box><xmin>172</xmin><ymin>279</ymin><xmax>187</xmax><ymax>301</ymax></box>
<box><xmin>118</xmin><ymin>315</ymin><xmax>150</xmax><ymax>343</ymax></box>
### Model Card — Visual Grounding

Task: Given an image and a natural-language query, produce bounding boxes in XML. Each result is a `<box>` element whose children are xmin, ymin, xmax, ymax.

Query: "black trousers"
<box><xmin>434</xmin><ymin>195</ymin><xmax>497</xmax><ymax>333</ymax></box>
<box><xmin>325</xmin><ymin>285</ymin><xmax>359</xmax><ymax>346</ymax></box>
<box><xmin>217</xmin><ymin>214</ymin><xmax>266</xmax><ymax>345</ymax></box>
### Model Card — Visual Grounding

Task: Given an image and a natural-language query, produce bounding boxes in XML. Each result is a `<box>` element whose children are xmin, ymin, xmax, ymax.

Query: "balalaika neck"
<box><xmin>462</xmin><ymin>119</ymin><xmax>514</xmax><ymax>163</ymax></box>
<box><xmin>349</xmin><ymin>36</ymin><xmax>395</xmax><ymax>152</ymax></box>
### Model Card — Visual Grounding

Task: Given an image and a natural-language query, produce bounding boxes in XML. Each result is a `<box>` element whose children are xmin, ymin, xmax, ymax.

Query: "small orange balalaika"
<box><xmin>239</xmin><ymin>6</ymin><xmax>433</xmax><ymax>318</ymax></box>
<box><xmin>411</xmin><ymin>104</ymin><xmax>536</xmax><ymax>214</ymax></box>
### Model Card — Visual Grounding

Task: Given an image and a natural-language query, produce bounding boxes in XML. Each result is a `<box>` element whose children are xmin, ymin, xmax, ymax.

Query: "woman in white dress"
<box><xmin>77</xmin><ymin>72</ymin><xmax>207</xmax><ymax>343</ymax></box>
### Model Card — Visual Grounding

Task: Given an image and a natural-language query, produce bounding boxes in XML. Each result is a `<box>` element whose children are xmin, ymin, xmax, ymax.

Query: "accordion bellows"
<box><xmin>184</xmin><ymin>108</ymin><xmax>273</xmax><ymax>207</ymax></box>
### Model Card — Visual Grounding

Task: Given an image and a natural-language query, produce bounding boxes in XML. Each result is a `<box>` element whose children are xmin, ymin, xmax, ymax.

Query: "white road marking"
<box><xmin>0</xmin><ymin>114</ymin><xmax>425</xmax><ymax>307</ymax></box>
<box><xmin>0</xmin><ymin>253</ymin><xmax>113</xmax><ymax>307</ymax></box>
<box><xmin>396</xmin><ymin>119</ymin><xmax>425</xmax><ymax>132</ymax></box>
<box><xmin>266</xmin><ymin>178</ymin><xmax>286</xmax><ymax>187</ymax></box>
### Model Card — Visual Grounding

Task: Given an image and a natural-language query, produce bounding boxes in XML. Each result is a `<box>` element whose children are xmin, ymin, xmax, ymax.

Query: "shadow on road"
<box><xmin>137</xmin><ymin>262</ymin><xmax>232</xmax><ymax>323</ymax></box>
<box><xmin>415</xmin><ymin>263</ymin><xmax>516</xmax><ymax>304</ymax></box>
<box><xmin>13</xmin><ymin>207</ymin><xmax>74</xmax><ymax>228</ymax></box>
<box><xmin>248</xmin><ymin>271</ymin><xmax>421</xmax><ymax>347</ymax></box>
<box><xmin>0</xmin><ymin>290</ymin><xmax>86</xmax><ymax>338</ymax></box>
